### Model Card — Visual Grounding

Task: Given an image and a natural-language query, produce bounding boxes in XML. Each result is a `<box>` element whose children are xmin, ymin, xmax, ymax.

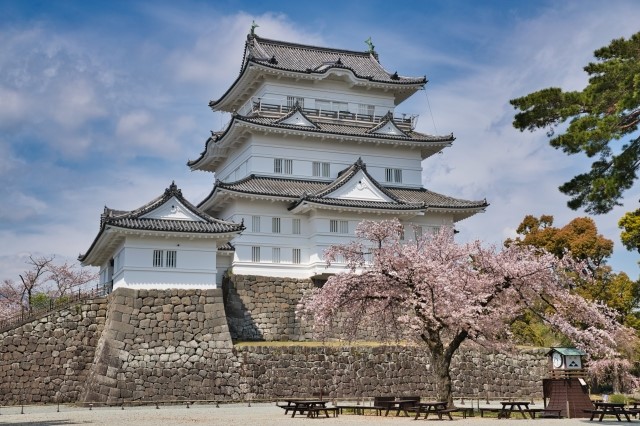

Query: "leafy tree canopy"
<box><xmin>508</xmin><ymin>215</ymin><xmax>640</xmax><ymax>331</ymax></box>
<box><xmin>510</xmin><ymin>32</ymin><xmax>640</xmax><ymax>214</ymax></box>
<box><xmin>619</xmin><ymin>208</ymin><xmax>640</xmax><ymax>253</ymax></box>
<box><xmin>506</xmin><ymin>215</ymin><xmax>613</xmax><ymax>269</ymax></box>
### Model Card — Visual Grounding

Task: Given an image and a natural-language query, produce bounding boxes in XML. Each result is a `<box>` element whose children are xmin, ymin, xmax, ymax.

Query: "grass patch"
<box><xmin>234</xmin><ymin>340</ymin><xmax>402</xmax><ymax>347</ymax></box>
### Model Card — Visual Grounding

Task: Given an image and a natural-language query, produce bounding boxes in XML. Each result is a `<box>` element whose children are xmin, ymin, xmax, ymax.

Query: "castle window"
<box><xmin>251</xmin><ymin>246</ymin><xmax>261</xmax><ymax>262</ymax></box>
<box><xmin>358</xmin><ymin>103</ymin><xmax>375</xmax><ymax>116</ymax></box>
<box><xmin>113</xmin><ymin>250</ymin><xmax>124</xmax><ymax>272</ymax></box>
<box><xmin>312</xmin><ymin>161</ymin><xmax>330</xmax><ymax>177</ymax></box>
<box><xmin>287</xmin><ymin>96</ymin><xmax>304</xmax><ymax>109</ymax></box>
<box><xmin>153</xmin><ymin>250</ymin><xmax>163</xmax><ymax>267</ymax></box>
<box><xmin>272</xmin><ymin>217</ymin><xmax>281</xmax><ymax>233</ymax></box>
<box><xmin>292</xmin><ymin>248</ymin><xmax>301</xmax><ymax>264</ymax></box>
<box><xmin>292</xmin><ymin>218</ymin><xmax>301</xmax><ymax>235</ymax></box>
<box><xmin>272</xmin><ymin>247</ymin><xmax>281</xmax><ymax>263</ymax></box>
<box><xmin>251</xmin><ymin>216</ymin><xmax>261</xmax><ymax>232</ymax></box>
<box><xmin>330</xmin><ymin>220</ymin><xmax>349</xmax><ymax>234</ymax></box>
<box><xmin>153</xmin><ymin>250</ymin><xmax>177</xmax><ymax>268</ymax></box>
<box><xmin>274</xmin><ymin>158</ymin><xmax>293</xmax><ymax>174</ymax></box>
<box><xmin>316</xmin><ymin>99</ymin><xmax>348</xmax><ymax>112</ymax></box>
<box><xmin>166</xmin><ymin>250</ymin><xmax>177</xmax><ymax>268</ymax></box>
<box><xmin>385</xmin><ymin>168</ymin><xmax>402</xmax><ymax>183</ymax></box>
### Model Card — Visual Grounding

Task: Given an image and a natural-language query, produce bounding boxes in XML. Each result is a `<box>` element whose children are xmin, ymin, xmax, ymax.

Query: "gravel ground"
<box><xmin>0</xmin><ymin>403</ymin><xmax>607</xmax><ymax>426</ymax></box>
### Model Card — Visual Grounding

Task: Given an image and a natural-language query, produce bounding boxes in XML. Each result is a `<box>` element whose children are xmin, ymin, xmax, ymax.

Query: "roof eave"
<box><xmin>210</xmin><ymin>62</ymin><xmax>426</xmax><ymax>113</ymax></box>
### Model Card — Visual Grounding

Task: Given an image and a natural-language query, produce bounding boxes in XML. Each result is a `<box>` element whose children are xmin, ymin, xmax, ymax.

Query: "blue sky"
<box><xmin>1</xmin><ymin>0</ymin><xmax>640</xmax><ymax>282</ymax></box>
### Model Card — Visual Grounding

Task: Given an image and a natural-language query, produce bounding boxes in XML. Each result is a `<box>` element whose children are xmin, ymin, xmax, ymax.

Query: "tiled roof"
<box><xmin>202</xmin><ymin>167</ymin><xmax>487</xmax><ymax>212</ymax></box>
<box><xmin>188</xmin><ymin>112</ymin><xmax>453</xmax><ymax>170</ymax></box>
<box><xmin>80</xmin><ymin>182</ymin><xmax>244</xmax><ymax>264</ymax></box>
<box><xmin>244</xmin><ymin>35</ymin><xmax>426</xmax><ymax>85</ymax></box>
<box><xmin>236</xmin><ymin>115</ymin><xmax>451</xmax><ymax>142</ymax></box>
<box><xmin>99</xmin><ymin>182</ymin><xmax>244</xmax><ymax>233</ymax></box>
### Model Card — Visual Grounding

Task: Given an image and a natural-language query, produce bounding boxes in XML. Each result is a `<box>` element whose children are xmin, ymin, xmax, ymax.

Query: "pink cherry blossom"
<box><xmin>298</xmin><ymin>219</ymin><xmax>636</xmax><ymax>404</ymax></box>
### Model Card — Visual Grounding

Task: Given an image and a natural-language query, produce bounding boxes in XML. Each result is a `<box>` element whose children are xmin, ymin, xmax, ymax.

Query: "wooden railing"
<box><xmin>0</xmin><ymin>285</ymin><xmax>110</xmax><ymax>333</ymax></box>
<box><xmin>245</xmin><ymin>100</ymin><xmax>417</xmax><ymax>130</ymax></box>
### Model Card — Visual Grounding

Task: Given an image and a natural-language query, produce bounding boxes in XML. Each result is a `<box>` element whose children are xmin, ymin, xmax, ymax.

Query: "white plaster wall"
<box><xmin>249</xmin><ymin>80</ymin><xmax>399</xmax><ymax>113</ymax></box>
<box><xmin>111</xmin><ymin>236</ymin><xmax>219</xmax><ymax>290</ymax></box>
<box><xmin>213</xmin><ymin>133</ymin><xmax>423</xmax><ymax>186</ymax></box>
<box><xmin>214</xmin><ymin>197</ymin><xmax>457</xmax><ymax>279</ymax></box>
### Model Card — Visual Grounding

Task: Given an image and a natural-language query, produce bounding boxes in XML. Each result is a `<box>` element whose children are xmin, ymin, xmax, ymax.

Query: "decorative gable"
<box><xmin>278</xmin><ymin>110</ymin><xmax>316</xmax><ymax>127</ymax></box>
<box><xmin>325</xmin><ymin>170</ymin><xmax>395</xmax><ymax>202</ymax></box>
<box><xmin>366</xmin><ymin>112</ymin><xmax>408</xmax><ymax>137</ymax></box>
<box><xmin>371</xmin><ymin>120</ymin><xmax>405</xmax><ymax>136</ymax></box>
<box><xmin>140</xmin><ymin>197</ymin><xmax>204</xmax><ymax>222</ymax></box>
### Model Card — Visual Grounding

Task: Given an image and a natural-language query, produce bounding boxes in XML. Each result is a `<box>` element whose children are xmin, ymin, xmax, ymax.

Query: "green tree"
<box><xmin>506</xmin><ymin>215</ymin><xmax>613</xmax><ymax>270</ymax></box>
<box><xmin>510</xmin><ymin>32</ymin><xmax>640</xmax><ymax>214</ymax></box>
<box><xmin>619</xmin><ymin>209</ymin><xmax>640</xmax><ymax>253</ymax></box>
<box><xmin>507</xmin><ymin>215</ymin><xmax>640</xmax><ymax>335</ymax></box>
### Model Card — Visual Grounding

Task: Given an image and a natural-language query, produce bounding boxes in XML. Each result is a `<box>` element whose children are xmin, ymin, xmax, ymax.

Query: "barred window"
<box><xmin>153</xmin><ymin>250</ymin><xmax>163</xmax><ymax>267</ymax></box>
<box><xmin>274</xmin><ymin>158</ymin><xmax>293</xmax><ymax>174</ymax></box>
<box><xmin>292</xmin><ymin>218</ymin><xmax>301</xmax><ymax>235</ymax></box>
<box><xmin>312</xmin><ymin>161</ymin><xmax>330</xmax><ymax>177</ymax></box>
<box><xmin>252</xmin><ymin>216</ymin><xmax>261</xmax><ymax>232</ymax></box>
<box><xmin>251</xmin><ymin>246</ymin><xmax>261</xmax><ymax>262</ymax></box>
<box><xmin>153</xmin><ymin>250</ymin><xmax>176</xmax><ymax>268</ymax></box>
<box><xmin>292</xmin><ymin>248</ymin><xmax>301</xmax><ymax>264</ymax></box>
<box><xmin>166</xmin><ymin>250</ymin><xmax>177</xmax><ymax>268</ymax></box>
<box><xmin>287</xmin><ymin>96</ymin><xmax>304</xmax><ymax>109</ymax></box>
<box><xmin>272</xmin><ymin>217</ymin><xmax>281</xmax><ymax>233</ymax></box>
<box><xmin>358</xmin><ymin>103</ymin><xmax>375</xmax><ymax>116</ymax></box>
<box><xmin>272</xmin><ymin>247</ymin><xmax>281</xmax><ymax>264</ymax></box>
<box><xmin>385</xmin><ymin>168</ymin><xmax>402</xmax><ymax>183</ymax></box>
<box><xmin>330</xmin><ymin>220</ymin><xmax>348</xmax><ymax>234</ymax></box>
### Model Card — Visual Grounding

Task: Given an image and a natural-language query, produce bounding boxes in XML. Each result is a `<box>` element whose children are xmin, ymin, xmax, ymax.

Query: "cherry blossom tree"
<box><xmin>298</xmin><ymin>219</ymin><xmax>635</xmax><ymax>405</ymax></box>
<box><xmin>0</xmin><ymin>279</ymin><xmax>24</xmax><ymax>320</ymax></box>
<box><xmin>0</xmin><ymin>255</ymin><xmax>97</xmax><ymax>321</ymax></box>
<box><xmin>47</xmin><ymin>261</ymin><xmax>97</xmax><ymax>298</ymax></box>
<box><xmin>18</xmin><ymin>255</ymin><xmax>54</xmax><ymax>314</ymax></box>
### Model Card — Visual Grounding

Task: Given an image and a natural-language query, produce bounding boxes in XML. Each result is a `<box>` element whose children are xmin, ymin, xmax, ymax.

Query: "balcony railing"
<box><xmin>239</xmin><ymin>97</ymin><xmax>418</xmax><ymax>130</ymax></box>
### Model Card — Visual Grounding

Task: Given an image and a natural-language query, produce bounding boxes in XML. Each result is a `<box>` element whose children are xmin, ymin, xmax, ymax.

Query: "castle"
<box><xmin>0</xmin><ymin>31</ymin><xmax>551</xmax><ymax>408</ymax></box>
<box><xmin>79</xmin><ymin>29</ymin><xmax>487</xmax><ymax>291</ymax></box>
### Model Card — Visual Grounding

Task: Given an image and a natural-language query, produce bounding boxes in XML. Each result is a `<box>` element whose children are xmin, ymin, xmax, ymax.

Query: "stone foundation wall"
<box><xmin>81</xmin><ymin>288</ymin><xmax>238</xmax><ymax>403</ymax></box>
<box><xmin>237</xmin><ymin>345</ymin><xmax>547</xmax><ymax>401</ymax></box>
<box><xmin>0</xmin><ymin>298</ymin><xmax>108</xmax><ymax>404</ymax></box>
<box><xmin>223</xmin><ymin>275</ymin><xmax>315</xmax><ymax>341</ymax></box>
<box><xmin>0</xmin><ymin>287</ymin><xmax>549</xmax><ymax>404</ymax></box>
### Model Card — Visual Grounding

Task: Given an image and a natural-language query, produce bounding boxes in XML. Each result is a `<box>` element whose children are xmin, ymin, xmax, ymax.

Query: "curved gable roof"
<box><xmin>79</xmin><ymin>182</ymin><xmax>244</xmax><ymax>265</ymax></box>
<box><xmin>210</xmin><ymin>34</ymin><xmax>427</xmax><ymax>111</ymax></box>
<box><xmin>198</xmin><ymin>160</ymin><xmax>488</xmax><ymax>219</ymax></box>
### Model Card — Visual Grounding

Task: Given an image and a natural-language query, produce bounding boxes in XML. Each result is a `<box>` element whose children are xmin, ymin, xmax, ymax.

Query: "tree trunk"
<box><xmin>430</xmin><ymin>349</ymin><xmax>454</xmax><ymax>407</ymax></box>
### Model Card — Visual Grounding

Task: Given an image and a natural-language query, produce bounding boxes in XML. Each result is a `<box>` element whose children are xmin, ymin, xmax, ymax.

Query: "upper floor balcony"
<box><xmin>237</xmin><ymin>96</ymin><xmax>418</xmax><ymax>131</ymax></box>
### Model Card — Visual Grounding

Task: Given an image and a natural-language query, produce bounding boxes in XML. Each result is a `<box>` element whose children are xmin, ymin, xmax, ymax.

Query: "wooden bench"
<box><xmin>446</xmin><ymin>407</ymin><xmax>474</xmax><ymax>418</ymax></box>
<box><xmin>526</xmin><ymin>408</ymin><xmax>562</xmax><ymax>418</ymax></box>
<box><xmin>479</xmin><ymin>407</ymin><xmax>503</xmax><ymax>417</ymax></box>
<box><xmin>335</xmin><ymin>405</ymin><xmax>383</xmax><ymax>415</ymax></box>
<box><xmin>307</xmin><ymin>406</ymin><xmax>339</xmax><ymax>418</ymax></box>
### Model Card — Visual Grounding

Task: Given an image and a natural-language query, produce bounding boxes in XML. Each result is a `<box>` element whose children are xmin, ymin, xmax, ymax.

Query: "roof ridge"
<box><xmin>252</xmin><ymin>35</ymin><xmax>372</xmax><ymax>58</ymax></box>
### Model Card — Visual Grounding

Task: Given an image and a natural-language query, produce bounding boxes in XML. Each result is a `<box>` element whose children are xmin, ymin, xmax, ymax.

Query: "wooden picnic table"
<box><xmin>384</xmin><ymin>399</ymin><xmax>417</xmax><ymax>417</ymax></box>
<box><xmin>279</xmin><ymin>399</ymin><xmax>334</xmax><ymax>418</ymax></box>
<box><xmin>499</xmin><ymin>401</ymin><xmax>531</xmax><ymax>419</ymax></box>
<box><xmin>413</xmin><ymin>401</ymin><xmax>450</xmax><ymax>420</ymax></box>
<box><xmin>589</xmin><ymin>402</ymin><xmax>632</xmax><ymax>422</ymax></box>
